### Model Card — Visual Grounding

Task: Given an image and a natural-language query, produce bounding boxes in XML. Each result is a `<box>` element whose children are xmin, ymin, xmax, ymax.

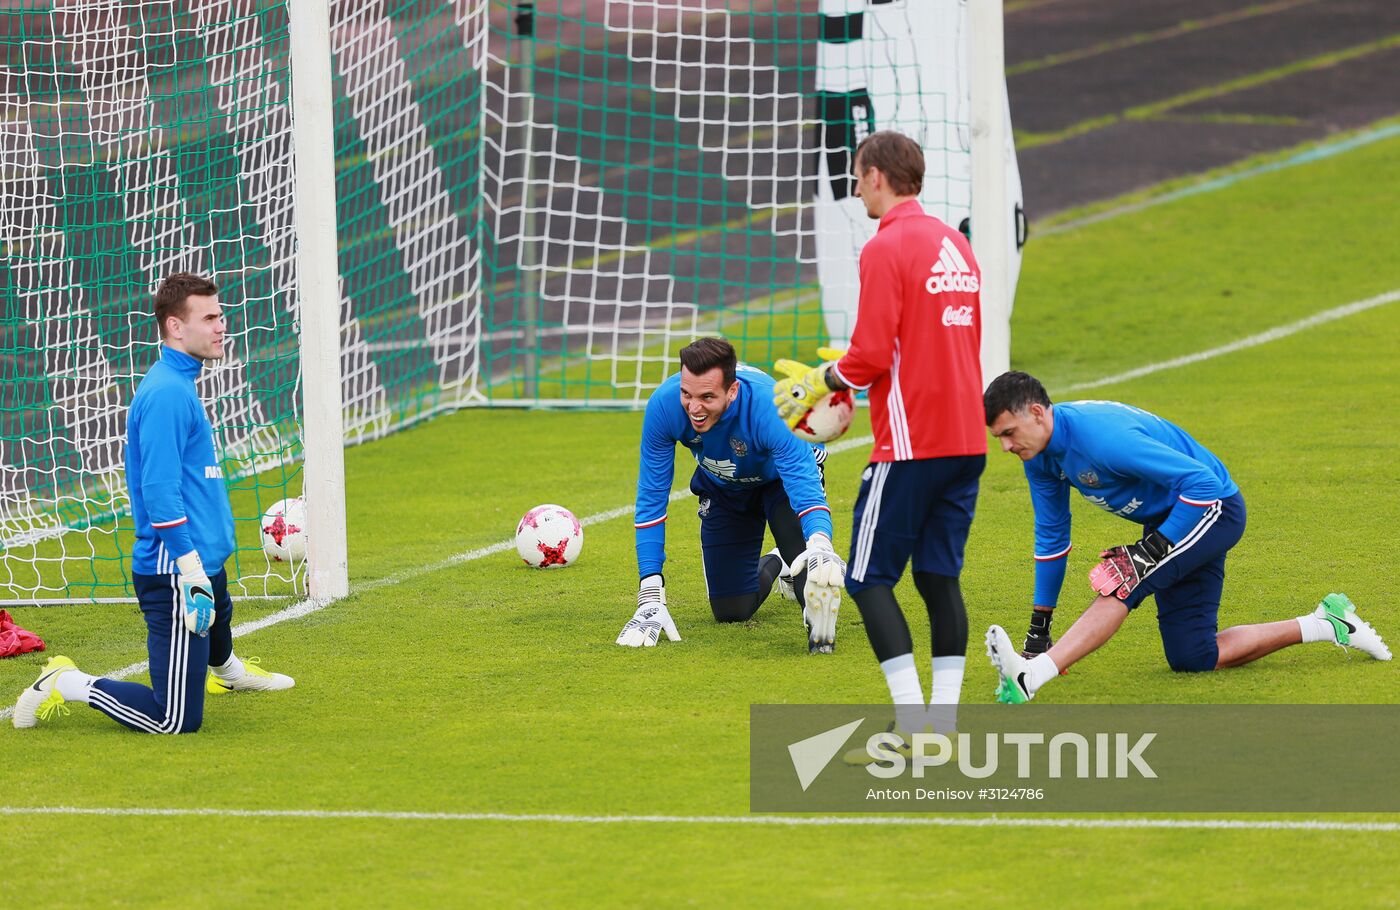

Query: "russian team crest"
<box><xmin>1078</xmin><ymin>470</ymin><xmax>1100</xmax><ymax>487</ymax></box>
<box><xmin>697</xmin><ymin>497</ymin><xmax>711</xmax><ymax>518</ymax></box>
<box><xmin>730</xmin><ymin>437</ymin><xmax>748</xmax><ymax>457</ymax></box>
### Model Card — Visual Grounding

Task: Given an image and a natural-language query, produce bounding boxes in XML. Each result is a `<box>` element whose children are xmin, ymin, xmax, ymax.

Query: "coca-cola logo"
<box><xmin>941</xmin><ymin>305</ymin><xmax>974</xmax><ymax>327</ymax></box>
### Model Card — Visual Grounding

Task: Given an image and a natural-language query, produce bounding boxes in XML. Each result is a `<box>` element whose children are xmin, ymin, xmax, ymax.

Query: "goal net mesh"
<box><xmin>1</xmin><ymin>0</ymin><xmax>976</xmax><ymax>600</ymax></box>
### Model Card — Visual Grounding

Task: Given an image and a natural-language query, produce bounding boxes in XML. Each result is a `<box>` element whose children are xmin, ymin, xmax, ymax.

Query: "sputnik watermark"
<box><xmin>751</xmin><ymin>705</ymin><xmax>1400</xmax><ymax>812</ymax></box>
<box><xmin>783</xmin><ymin>720</ymin><xmax>1156</xmax><ymax>796</ymax></box>
<box><xmin>854</xmin><ymin>729</ymin><xmax>1157</xmax><ymax>780</ymax></box>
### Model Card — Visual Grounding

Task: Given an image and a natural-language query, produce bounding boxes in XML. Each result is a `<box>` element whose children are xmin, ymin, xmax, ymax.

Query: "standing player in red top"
<box><xmin>773</xmin><ymin>131</ymin><xmax>986</xmax><ymax>748</ymax></box>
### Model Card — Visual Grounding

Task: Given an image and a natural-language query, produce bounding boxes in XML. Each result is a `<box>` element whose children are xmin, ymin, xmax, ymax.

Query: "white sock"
<box><xmin>1025</xmin><ymin>653</ymin><xmax>1059</xmax><ymax>694</ymax></box>
<box><xmin>928</xmin><ymin>655</ymin><xmax>966</xmax><ymax>705</ymax></box>
<box><xmin>881</xmin><ymin>653</ymin><xmax>926</xmax><ymax>735</ymax></box>
<box><xmin>211</xmin><ymin>655</ymin><xmax>245</xmax><ymax>681</ymax></box>
<box><xmin>55</xmin><ymin>671</ymin><xmax>96</xmax><ymax>704</ymax></box>
<box><xmin>880</xmin><ymin>653</ymin><xmax>923</xmax><ymax>703</ymax></box>
<box><xmin>1297</xmin><ymin>614</ymin><xmax>1332</xmax><ymax>644</ymax></box>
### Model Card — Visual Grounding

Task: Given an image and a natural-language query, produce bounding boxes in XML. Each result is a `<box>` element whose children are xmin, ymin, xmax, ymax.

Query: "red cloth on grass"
<box><xmin>0</xmin><ymin>609</ymin><xmax>46</xmax><ymax>657</ymax></box>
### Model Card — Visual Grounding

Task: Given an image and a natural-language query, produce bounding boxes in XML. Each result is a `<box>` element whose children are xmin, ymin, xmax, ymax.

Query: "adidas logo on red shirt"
<box><xmin>925</xmin><ymin>236</ymin><xmax>980</xmax><ymax>295</ymax></box>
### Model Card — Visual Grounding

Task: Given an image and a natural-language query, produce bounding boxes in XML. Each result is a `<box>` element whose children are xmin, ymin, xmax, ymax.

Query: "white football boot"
<box><xmin>985</xmin><ymin>625</ymin><xmax>1034</xmax><ymax>704</ymax></box>
<box><xmin>1316</xmin><ymin>594</ymin><xmax>1391</xmax><ymax>661</ymax></box>
<box><xmin>207</xmin><ymin>657</ymin><xmax>296</xmax><ymax>694</ymax></box>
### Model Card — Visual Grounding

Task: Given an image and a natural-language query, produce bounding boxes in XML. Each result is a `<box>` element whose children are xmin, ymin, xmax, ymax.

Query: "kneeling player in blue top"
<box><xmin>617</xmin><ymin>337</ymin><xmax>846</xmax><ymax>653</ymax></box>
<box><xmin>980</xmin><ymin>371</ymin><xmax>1390</xmax><ymax>704</ymax></box>
<box><xmin>13</xmin><ymin>273</ymin><xmax>295</xmax><ymax>733</ymax></box>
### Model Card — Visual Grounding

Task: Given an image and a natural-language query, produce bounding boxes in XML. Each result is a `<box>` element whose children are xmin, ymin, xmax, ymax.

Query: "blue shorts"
<box><xmin>691</xmin><ymin>468</ymin><xmax>816</xmax><ymax>600</ymax></box>
<box><xmin>86</xmin><ymin>569</ymin><xmax>235</xmax><ymax>734</ymax></box>
<box><xmin>845</xmin><ymin>455</ymin><xmax>985</xmax><ymax>594</ymax></box>
<box><xmin>1123</xmin><ymin>492</ymin><xmax>1247</xmax><ymax>673</ymax></box>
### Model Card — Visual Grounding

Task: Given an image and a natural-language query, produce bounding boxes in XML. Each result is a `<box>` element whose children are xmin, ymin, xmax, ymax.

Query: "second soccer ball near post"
<box><xmin>261</xmin><ymin>497</ymin><xmax>308</xmax><ymax>563</ymax></box>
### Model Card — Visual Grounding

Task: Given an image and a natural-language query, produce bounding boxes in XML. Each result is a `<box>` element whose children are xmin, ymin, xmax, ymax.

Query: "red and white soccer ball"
<box><xmin>792</xmin><ymin>390</ymin><xmax>855</xmax><ymax>443</ymax></box>
<box><xmin>515</xmin><ymin>503</ymin><xmax>584</xmax><ymax>569</ymax></box>
<box><xmin>261</xmin><ymin>496</ymin><xmax>307</xmax><ymax>563</ymax></box>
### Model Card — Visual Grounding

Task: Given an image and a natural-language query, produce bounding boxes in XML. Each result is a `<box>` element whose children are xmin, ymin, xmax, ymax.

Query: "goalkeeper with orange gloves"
<box><xmin>981</xmin><ymin>370</ymin><xmax>1390</xmax><ymax>705</ymax></box>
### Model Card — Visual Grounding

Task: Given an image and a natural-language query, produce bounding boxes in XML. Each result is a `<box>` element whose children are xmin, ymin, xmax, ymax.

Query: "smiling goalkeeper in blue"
<box><xmin>13</xmin><ymin>273</ymin><xmax>294</xmax><ymax>733</ymax></box>
<box><xmin>981</xmin><ymin>371</ymin><xmax>1390</xmax><ymax>704</ymax></box>
<box><xmin>617</xmin><ymin>337</ymin><xmax>846</xmax><ymax>653</ymax></box>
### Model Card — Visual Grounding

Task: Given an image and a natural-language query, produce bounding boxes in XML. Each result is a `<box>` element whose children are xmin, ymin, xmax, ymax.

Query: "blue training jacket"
<box><xmin>634</xmin><ymin>365</ymin><xmax>833</xmax><ymax>579</ymax></box>
<box><xmin>1026</xmin><ymin>400</ymin><xmax>1237</xmax><ymax>607</ymax></box>
<box><xmin>126</xmin><ymin>346</ymin><xmax>236</xmax><ymax>575</ymax></box>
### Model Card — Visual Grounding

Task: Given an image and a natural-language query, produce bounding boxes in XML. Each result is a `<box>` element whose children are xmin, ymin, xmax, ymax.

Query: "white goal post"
<box><xmin>288</xmin><ymin>0</ymin><xmax>350</xmax><ymax>602</ymax></box>
<box><xmin>970</xmin><ymin>0</ymin><xmax>1016</xmax><ymax>385</ymax></box>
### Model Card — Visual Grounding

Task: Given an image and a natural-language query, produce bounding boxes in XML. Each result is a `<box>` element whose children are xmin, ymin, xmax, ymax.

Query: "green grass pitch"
<box><xmin>2</xmin><ymin>131</ymin><xmax>1399</xmax><ymax>907</ymax></box>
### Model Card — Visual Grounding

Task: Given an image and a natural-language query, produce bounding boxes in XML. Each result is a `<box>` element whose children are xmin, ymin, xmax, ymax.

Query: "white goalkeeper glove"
<box><xmin>790</xmin><ymin>533</ymin><xmax>846</xmax><ymax>590</ymax></box>
<box><xmin>616</xmin><ymin>574</ymin><xmax>681</xmax><ymax>647</ymax></box>
<box><xmin>790</xmin><ymin>533</ymin><xmax>845</xmax><ymax>652</ymax></box>
<box><xmin>175</xmin><ymin>551</ymin><xmax>215</xmax><ymax>638</ymax></box>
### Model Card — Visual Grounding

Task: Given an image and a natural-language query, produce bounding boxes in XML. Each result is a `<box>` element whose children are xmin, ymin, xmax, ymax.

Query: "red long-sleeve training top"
<box><xmin>831</xmin><ymin>199</ymin><xmax>987</xmax><ymax>462</ymax></box>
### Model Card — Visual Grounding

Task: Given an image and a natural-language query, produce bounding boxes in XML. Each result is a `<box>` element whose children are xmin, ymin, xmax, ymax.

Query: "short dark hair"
<box><xmin>154</xmin><ymin>272</ymin><xmax>218</xmax><ymax>338</ymax></box>
<box><xmin>854</xmin><ymin>130</ymin><xmax>924</xmax><ymax>196</ymax></box>
<box><xmin>983</xmin><ymin>371</ymin><xmax>1052</xmax><ymax>425</ymax></box>
<box><xmin>678</xmin><ymin>337</ymin><xmax>737</xmax><ymax>388</ymax></box>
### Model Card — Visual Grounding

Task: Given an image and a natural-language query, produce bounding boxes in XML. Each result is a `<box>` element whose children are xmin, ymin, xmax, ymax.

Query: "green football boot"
<box><xmin>1316</xmin><ymin>594</ymin><xmax>1391</xmax><ymax>661</ymax></box>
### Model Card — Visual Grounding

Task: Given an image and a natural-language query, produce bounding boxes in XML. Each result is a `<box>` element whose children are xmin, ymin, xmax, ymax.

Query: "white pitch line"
<box><xmin>4</xmin><ymin>286</ymin><xmax>1393</xmax><ymax>723</ymax></box>
<box><xmin>0</xmin><ymin>805</ymin><xmax>1396</xmax><ymax>832</ymax></box>
<box><xmin>1040</xmin><ymin>121</ymin><xmax>1400</xmax><ymax>237</ymax></box>
<box><xmin>1061</xmin><ymin>289</ymin><xmax>1400</xmax><ymax>393</ymax></box>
